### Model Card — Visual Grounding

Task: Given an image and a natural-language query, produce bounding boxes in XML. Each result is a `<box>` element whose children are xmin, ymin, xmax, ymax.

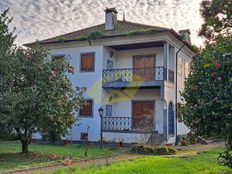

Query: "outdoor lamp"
<box><xmin>98</xmin><ymin>107</ymin><xmax>104</xmax><ymax>117</ymax></box>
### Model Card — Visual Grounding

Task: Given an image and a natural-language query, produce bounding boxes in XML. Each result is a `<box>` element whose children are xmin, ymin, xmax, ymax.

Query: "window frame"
<box><xmin>80</xmin><ymin>52</ymin><xmax>95</xmax><ymax>72</ymax></box>
<box><xmin>79</xmin><ymin>99</ymin><xmax>94</xmax><ymax>118</ymax></box>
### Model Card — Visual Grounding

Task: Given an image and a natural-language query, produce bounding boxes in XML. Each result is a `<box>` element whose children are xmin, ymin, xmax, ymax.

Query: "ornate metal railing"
<box><xmin>101</xmin><ymin>117</ymin><xmax>154</xmax><ymax>132</ymax></box>
<box><xmin>102</xmin><ymin>67</ymin><xmax>166</xmax><ymax>83</ymax></box>
<box><xmin>102</xmin><ymin>117</ymin><xmax>132</xmax><ymax>131</ymax></box>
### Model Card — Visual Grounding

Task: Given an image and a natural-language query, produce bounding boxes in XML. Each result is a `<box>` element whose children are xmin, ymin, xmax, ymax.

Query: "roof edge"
<box><xmin>24</xmin><ymin>29</ymin><xmax>195</xmax><ymax>54</ymax></box>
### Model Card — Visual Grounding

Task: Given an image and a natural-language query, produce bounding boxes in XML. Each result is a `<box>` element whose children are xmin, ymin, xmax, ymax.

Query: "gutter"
<box><xmin>175</xmin><ymin>44</ymin><xmax>185</xmax><ymax>145</ymax></box>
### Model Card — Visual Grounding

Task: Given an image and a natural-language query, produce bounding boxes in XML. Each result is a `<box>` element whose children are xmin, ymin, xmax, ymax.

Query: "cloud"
<box><xmin>0</xmin><ymin>0</ymin><xmax>204</xmax><ymax>46</ymax></box>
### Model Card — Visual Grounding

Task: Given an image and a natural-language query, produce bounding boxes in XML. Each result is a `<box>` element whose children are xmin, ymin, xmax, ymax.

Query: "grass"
<box><xmin>0</xmin><ymin>141</ymin><xmax>117</xmax><ymax>172</ymax></box>
<box><xmin>53</xmin><ymin>147</ymin><xmax>232</xmax><ymax>174</ymax></box>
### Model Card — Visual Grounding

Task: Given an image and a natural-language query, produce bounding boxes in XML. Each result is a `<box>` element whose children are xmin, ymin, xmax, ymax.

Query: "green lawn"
<box><xmin>53</xmin><ymin>147</ymin><xmax>232</xmax><ymax>174</ymax></box>
<box><xmin>0</xmin><ymin>141</ymin><xmax>117</xmax><ymax>172</ymax></box>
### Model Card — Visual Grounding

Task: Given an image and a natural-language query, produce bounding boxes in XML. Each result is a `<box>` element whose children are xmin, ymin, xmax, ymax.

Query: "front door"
<box><xmin>133</xmin><ymin>55</ymin><xmax>156</xmax><ymax>81</ymax></box>
<box><xmin>132</xmin><ymin>101</ymin><xmax>155</xmax><ymax>130</ymax></box>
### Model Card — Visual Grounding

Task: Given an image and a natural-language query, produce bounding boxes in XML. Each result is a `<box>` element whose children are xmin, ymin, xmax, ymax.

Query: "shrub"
<box><xmin>0</xmin><ymin>132</ymin><xmax>19</xmax><ymax>141</ymax></box>
<box><xmin>131</xmin><ymin>144</ymin><xmax>176</xmax><ymax>155</ymax></box>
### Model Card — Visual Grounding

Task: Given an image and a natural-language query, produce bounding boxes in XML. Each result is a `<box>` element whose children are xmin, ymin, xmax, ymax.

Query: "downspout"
<box><xmin>175</xmin><ymin>44</ymin><xmax>185</xmax><ymax>145</ymax></box>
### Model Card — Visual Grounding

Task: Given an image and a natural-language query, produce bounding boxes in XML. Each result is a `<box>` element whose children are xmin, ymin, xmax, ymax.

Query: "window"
<box><xmin>106</xmin><ymin>105</ymin><xmax>112</xmax><ymax>117</ymax></box>
<box><xmin>177</xmin><ymin>58</ymin><xmax>182</xmax><ymax>75</ymax></box>
<box><xmin>80</xmin><ymin>100</ymin><xmax>93</xmax><ymax>117</ymax></box>
<box><xmin>185</xmin><ymin>62</ymin><xmax>190</xmax><ymax>78</ymax></box>
<box><xmin>107</xmin><ymin>60</ymin><xmax>113</xmax><ymax>69</ymax></box>
<box><xmin>81</xmin><ymin>53</ymin><xmax>95</xmax><ymax>72</ymax></box>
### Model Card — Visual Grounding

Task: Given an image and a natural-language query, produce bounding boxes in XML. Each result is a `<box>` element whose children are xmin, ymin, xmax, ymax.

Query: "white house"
<box><xmin>25</xmin><ymin>8</ymin><xmax>195</xmax><ymax>145</ymax></box>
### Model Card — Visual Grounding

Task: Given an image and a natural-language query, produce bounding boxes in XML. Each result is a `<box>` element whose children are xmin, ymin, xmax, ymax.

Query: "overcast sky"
<box><xmin>0</xmin><ymin>0</ymin><xmax>204</xmax><ymax>46</ymax></box>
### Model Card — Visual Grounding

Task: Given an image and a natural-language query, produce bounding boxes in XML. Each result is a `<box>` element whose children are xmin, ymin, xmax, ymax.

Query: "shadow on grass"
<box><xmin>0</xmin><ymin>152</ymin><xmax>62</xmax><ymax>172</ymax></box>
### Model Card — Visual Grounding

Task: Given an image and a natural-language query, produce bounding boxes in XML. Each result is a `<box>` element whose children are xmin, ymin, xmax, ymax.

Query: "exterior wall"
<box><xmin>116</xmin><ymin>47</ymin><xmax>164</xmax><ymax>69</ymax></box>
<box><xmin>32</xmin><ymin>34</ymin><xmax>194</xmax><ymax>144</ymax></box>
<box><xmin>103</xmin><ymin>132</ymin><xmax>151</xmax><ymax>144</ymax></box>
<box><xmin>102</xmin><ymin>89</ymin><xmax>163</xmax><ymax>133</ymax></box>
<box><xmin>176</xmin><ymin>50</ymin><xmax>192</xmax><ymax>135</ymax></box>
<box><xmin>34</xmin><ymin>45</ymin><xmax>104</xmax><ymax>142</ymax></box>
<box><xmin>163</xmin><ymin>44</ymin><xmax>192</xmax><ymax>144</ymax></box>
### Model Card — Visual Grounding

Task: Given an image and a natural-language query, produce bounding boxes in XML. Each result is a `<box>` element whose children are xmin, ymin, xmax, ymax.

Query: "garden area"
<box><xmin>0</xmin><ymin>141</ymin><xmax>118</xmax><ymax>173</ymax></box>
<box><xmin>53</xmin><ymin>146</ymin><xmax>232</xmax><ymax>174</ymax></box>
<box><xmin>0</xmin><ymin>141</ymin><xmax>231</xmax><ymax>174</ymax></box>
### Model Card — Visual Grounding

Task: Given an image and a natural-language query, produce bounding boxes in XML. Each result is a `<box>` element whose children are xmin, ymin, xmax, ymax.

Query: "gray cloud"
<box><xmin>0</xmin><ymin>0</ymin><xmax>204</xmax><ymax>46</ymax></box>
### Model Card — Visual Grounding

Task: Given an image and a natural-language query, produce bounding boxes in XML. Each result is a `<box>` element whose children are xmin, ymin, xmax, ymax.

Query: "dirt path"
<box><xmin>3</xmin><ymin>142</ymin><xmax>224</xmax><ymax>174</ymax></box>
<box><xmin>177</xmin><ymin>141</ymin><xmax>224</xmax><ymax>152</ymax></box>
<box><xmin>5</xmin><ymin>154</ymin><xmax>141</xmax><ymax>174</ymax></box>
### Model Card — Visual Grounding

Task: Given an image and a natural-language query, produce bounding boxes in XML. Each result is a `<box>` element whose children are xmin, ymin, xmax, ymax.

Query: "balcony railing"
<box><xmin>102</xmin><ymin>116</ymin><xmax>154</xmax><ymax>132</ymax></box>
<box><xmin>103</xmin><ymin>67</ymin><xmax>166</xmax><ymax>83</ymax></box>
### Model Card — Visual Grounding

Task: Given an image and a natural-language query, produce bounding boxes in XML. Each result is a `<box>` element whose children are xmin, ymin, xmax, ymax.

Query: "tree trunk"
<box><xmin>21</xmin><ymin>140</ymin><xmax>29</xmax><ymax>154</ymax></box>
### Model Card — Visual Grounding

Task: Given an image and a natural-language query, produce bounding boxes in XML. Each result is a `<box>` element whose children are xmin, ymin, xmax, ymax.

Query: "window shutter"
<box><xmin>81</xmin><ymin>53</ymin><xmax>94</xmax><ymax>71</ymax></box>
<box><xmin>80</xmin><ymin>100</ymin><xmax>93</xmax><ymax>116</ymax></box>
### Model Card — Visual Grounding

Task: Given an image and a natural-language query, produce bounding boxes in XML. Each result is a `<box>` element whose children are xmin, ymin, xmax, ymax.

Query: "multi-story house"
<box><xmin>25</xmin><ymin>8</ymin><xmax>195</xmax><ymax>145</ymax></box>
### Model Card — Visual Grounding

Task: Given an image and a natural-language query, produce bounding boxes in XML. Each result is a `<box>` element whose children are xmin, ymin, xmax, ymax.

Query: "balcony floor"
<box><xmin>103</xmin><ymin>80</ymin><xmax>164</xmax><ymax>89</ymax></box>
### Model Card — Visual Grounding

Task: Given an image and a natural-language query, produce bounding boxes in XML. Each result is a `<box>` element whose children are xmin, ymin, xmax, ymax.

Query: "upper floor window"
<box><xmin>177</xmin><ymin>58</ymin><xmax>182</xmax><ymax>75</ymax></box>
<box><xmin>185</xmin><ymin>62</ymin><xmax>190</xmax><ymax>78</ymax></box>
<box><xmin>81</xmin><ymin>52</ymin><xmax>95</xmax><ymax>72</ymax></box>
<box><xmin>79</xmin><ymin>99</ymin><xmax>93</xmax><ymax>117</ymax></box>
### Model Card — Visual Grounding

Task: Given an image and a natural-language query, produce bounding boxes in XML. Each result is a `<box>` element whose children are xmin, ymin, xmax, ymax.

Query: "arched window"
<box><xmin>168</xmin><ymin>102</ymin><xmax>175</xmax><ymax>135</ymax></box>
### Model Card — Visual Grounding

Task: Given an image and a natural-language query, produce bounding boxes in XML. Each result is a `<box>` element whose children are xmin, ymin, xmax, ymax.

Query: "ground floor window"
<box><xmin>79</xmin><ymin>99</ymin><xmax>93</xmax><ymax>117</ymax></box>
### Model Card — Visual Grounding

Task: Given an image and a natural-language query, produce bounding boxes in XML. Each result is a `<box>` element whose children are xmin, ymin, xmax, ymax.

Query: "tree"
<box><xmin>179</xmin><ymin>36</ymin><xmax>232</xmax><ymax>167</ymax></box>
<box><xmin>199</xmin><ymin>0</ymin><xmax>232</xmax><ymax>40</ymax></box>
<box><xmin>0</xmin><ymin>9</ymin><xmax>85</xmax><ymax>153</ymax></box>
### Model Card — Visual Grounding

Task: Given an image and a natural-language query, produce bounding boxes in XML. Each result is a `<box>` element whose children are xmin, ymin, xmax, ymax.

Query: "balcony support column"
<box><xmin>163</xmin><ymin>42</ymin><xmax>169</xmax><ymax>80</ymax></box>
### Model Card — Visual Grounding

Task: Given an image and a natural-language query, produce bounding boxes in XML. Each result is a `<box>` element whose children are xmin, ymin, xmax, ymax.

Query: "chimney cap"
<box><xmin>105</xmin><ymin>7</ymin><xmax>118</xmax><ymax>14</ymax></box>
<box><xmin>179</xmin><ymin>29</ymin><xmax>191</xmax><ymax>35</ymax></box>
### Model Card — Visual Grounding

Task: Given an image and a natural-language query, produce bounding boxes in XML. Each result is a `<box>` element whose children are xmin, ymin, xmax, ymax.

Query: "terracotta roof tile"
<box><xmin>25</xmin><ymin>20</ymin><xmax>168</xmax><ymax>45</ymax></box>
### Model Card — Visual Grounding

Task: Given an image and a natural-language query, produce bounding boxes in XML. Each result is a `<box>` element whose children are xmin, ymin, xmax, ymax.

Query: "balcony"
<box><xmin>102</xmin><ymin>67</ymin><xmax>173</xmax><ymax>89</ymax></box>
<box><xmin>102</xmin><ymin>116</ymin><xmax>156</xmax><ymax>133</ymax></box>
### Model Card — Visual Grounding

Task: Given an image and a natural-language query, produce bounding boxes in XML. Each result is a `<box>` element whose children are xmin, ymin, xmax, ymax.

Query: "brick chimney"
<box><xmin>105</xmin><ymin>8</ymin><xmax>118</xmax><ymax>30</ymax></box>
<box><xmin>179</xmin><ymin>29</ymin><xmax>191</xmax><ymax>44</ymax></box>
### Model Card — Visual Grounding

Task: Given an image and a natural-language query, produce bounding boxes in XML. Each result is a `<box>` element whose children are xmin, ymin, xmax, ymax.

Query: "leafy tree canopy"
<box><xmin>199</xmin><ymin>0</ymin><xmax>232</xmax><ymax>40</ymax></box>
<box><xmin>180</xmin><ymin>35</ymin><xmax>232</xmax><ymax>167</ymax></box>
<box><xmin>0</xmin><ymin>9</ymin><xmax>85</xmax><ymax>153</ymax></box>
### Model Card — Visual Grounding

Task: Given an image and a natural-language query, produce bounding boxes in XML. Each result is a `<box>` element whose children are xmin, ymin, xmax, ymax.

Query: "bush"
<box><xmin>131</xmin><ymin>144</ymin><xmax>176</xmax><ymax>155</ymax></box>
<box><xmin>0</xmin><ymin>132</ymin><xmax>19</xmax><ymax>141</ymax></box>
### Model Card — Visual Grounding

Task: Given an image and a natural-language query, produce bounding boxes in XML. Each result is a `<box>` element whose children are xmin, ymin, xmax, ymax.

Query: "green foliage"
<box><xmin>126</xmin><ymin>28</ymin><xmax>160</xmax><ymax>36</ymax></box>
<box><xmin>57</xmin><ymin>36</ymin><xmax>66</xmax><ymax>42</ymax></box>
<box><xmin>180</xmin><ymin>36</ymin><xmax>232</xmax><ymax>167</ymax></box>
<box><xmin>179</xmin><ymin>33</ymin><xmax>186</xmax><ymax>41</ymax></box>
<box><xmin>76</xmin><ymin>32</ymin><xmax>105</xmax><ymax>41</ymax></box>
<box><xmin>87</xmin><ymin>31</ymin><xmax>105</xmax><ymax>39</ymax></box>
<box><xmin>190</xmin><ymin>45</ymin><xmax>201</xmax><ymax>54</ymax></box>
<box><xmin>76</xmin><ymin>36</ymin><xmax>88</xmax><ymax>41</ymax></box>
<box><xmin>199</xmin><ymin>0</ymin><xmax>232</xmax><ymax>40</ymax></box>
<box><xmin>0</xmin><ymin>129</ymin><xmax>19</xmax><ymax>141</ymax></box>
<box><xmin>0</xmin><ymin>10</ymin><xmax>85</xmax><ymax>153</ymax></box>
<box><xmin>130</xmin><ymin>144</ymin><xmax>176</xmax><ymax>155</ymax></box>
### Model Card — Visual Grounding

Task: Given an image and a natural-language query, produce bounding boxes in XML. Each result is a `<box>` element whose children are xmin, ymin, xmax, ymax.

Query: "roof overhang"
<box><xmin>108</xmin><ymin>41</ymin><xmax>164</xmax><ymax>50</ymax></box>
<box><xmin>24</xmin><ymin>30</ymin><xmax>195</xmax><ymax>56</ymax></box>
